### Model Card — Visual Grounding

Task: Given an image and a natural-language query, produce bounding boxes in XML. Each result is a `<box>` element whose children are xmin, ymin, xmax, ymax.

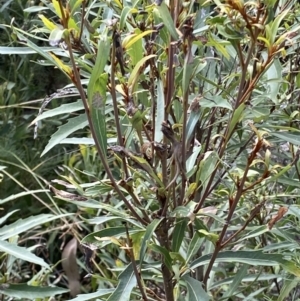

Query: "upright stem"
<box><xmin>65</xmin><ymin>37</ymin><xmax>147</xmax><ymax>226</ymax></box>
<box><xmin>157</xmin><ymin>220</ymin><xmax>174</xmax><ymax>301</ymax></box>
<box><xmin>111</xmin><ymin>31</ymin><xmax>129</xmax><ymax>179</ymax></box>
<box><xmin>125</xmin><ymin>224</ymin><xmax>149</xmax><ymax>301</ymax></box>
<box><xmin>203</xmin><ymin>157</ymin><xmax>251</xmax><ymax>287</ymax></box>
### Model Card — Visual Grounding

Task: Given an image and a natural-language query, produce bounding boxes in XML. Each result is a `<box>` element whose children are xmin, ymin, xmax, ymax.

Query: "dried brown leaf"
<box><xmin>62</xmin><ymin>238</ymin><xmax>80</xmax><ymax>297</ymax></box>
<box><xmin>268</xmin><ymin>207</ymin><xmax>288</xmax><ymax>230</ymax></box>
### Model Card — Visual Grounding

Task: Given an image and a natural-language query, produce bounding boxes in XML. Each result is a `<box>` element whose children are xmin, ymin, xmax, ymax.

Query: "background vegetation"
<box><xmin>1</xmin><ymin>0</ymin><xmax>300</xmax><ymax>300</ymax></box>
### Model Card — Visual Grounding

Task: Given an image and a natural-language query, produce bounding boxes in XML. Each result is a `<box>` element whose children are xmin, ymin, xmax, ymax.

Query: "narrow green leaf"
<box><xmin>223</xmin><ymin>264</ymin><xmax>249</xmax><ymax>298</ymax></box>
<box><xmin>281</xmin><ymin>260</ymin><xmax>300</xmax><ymax>277</ymax></box>
<box><xmin>13</xmin><ymin>30</ymin><xmax>68</xmax><ymax>70</ymax></box>
<box><xmin>0</xmin><ymin>240</ymin><xmax>49</xmax><ymax>268</ymax></box>
<box><xmin>124</xmin><ymin>30</ymin><xmax>155</xmax><ymax>50</ymax></box>
<box><xmin>172</xmin><ymin>218</ymin><xmax>188</xmax><ymax>252</ymax></box>
<box><xmin>210</xmin><ymin>273</ymin><xmax>282</xmax><ymax>290</ymax></box>
<box><xmin>69</xmin><ymin>289</ymin><xmax>114</xmax><ymax>301</ymax></box>
<box><xmin>236</xmin><ymin>225</ymin><xmax>268</xmax><ymax>243</ymax></box>
<box><xmin>196</xmin><ymin>151</ymin><xmax>218</xmax><ymax>193</ymax></box>
<box><xmin>59</xmin><ymin>137</ymin><xmax>95</xmax><ymax>144</ymax></box>
<box><xmin>186</xmin><ymin>99</ymin><xmax>201</xmax><ymax>148</ymax></box>
<box><xmin>59</xmin><ymin>199</ymin><xmax>133</xmax><ymax>218</ymax></box>
<box><xmin>24</xmin><ymin>6</ymin><xmax>49</xmax><ymax>13</ymax></box>
<box><xmin>41</xmin><ymin>114</ymin><xmax>88</xmax><ymax>156</ymax></box>
<box><xmin>0</xmin><ymin>210</ymin><xmax>19</xmax><ymax>227</ymax></box>
<box><xmin>278</xmin><ymin>275</ymin><xmax>300</xmax><ymax>301</ymax></box>
<box><xmin>39</xmin><ymin>14</ymin><xmax>57</xmax><ymax>30</ymax></box>
<box><xmin>0</xmin><ymin>190</ymin><xmax>48</xmax><ymax>205</ymax></box>
<box><xmin>186</xmin><ymin>232</ymin><xmax>203</xmax><ymax>263</ymax></box>
<box><xmin>190</xmin><ymin>250</ymin><xmax>293</xmax><ymax>270</ymax></box>
<box><xmin>89</xmin><ymin>73</ymin><xmax>108</xmax><ymax>156</ymax></box>
<box><xmin>120</xmin><ymin>6</ymin><xmax>132</xmax><ymax>30</ymax></box>
<box><xmin>271</xmin><ymin>132</ymin><xmax>300</xmax><ymax>146</ymax></box>
<box><xmin>264</xmin><ymin>58</ymin><xmax>282</xmax><ymax>105</ymax></box>
<box><xmin>0</xmin><ymin>214</ymin><xmax>71</xmax><ymax>240</ymax></box>
<box><xmin>155</xmin><ymin>80</ymin><xmax>164</xmax><ymax>142</ymax></box>
<box><xmin>227</xmin><ymin>103</ymin><xmax>245</xmax><ymax>139</ymax></box>
<box><xmin>107</xmin><ymin>263</ymin><xmax>136</xmax><ymax>301</ymax></box>
<box><xmin>0</xmin><ymin>46</ymin><xmax>63</xmax><ymax>54</ymax></box>
<box><xmin>182</xmin><ymin>57</ymin><xmax>193</xmax><ymax>96</ymax></box>
<box><xmin>128</xmin><ymin>54</ymin><xmax>156</xmax><ymax>89</ymax></box>
<box><xmin>183</xmin><ymin>275</ymin><xmax>210</xmax><ymax>301</ymax></box>
<box><xmin>87</xmin><ymin>37</ymin><xmax>111</xmax><ymax>158</ymax></box>
<box><xmin>201</xmin><ymin>96</ymin><xmax>232</xmax><ymax>110</ymax></box>
<box><xmin>186</xmin><ymin>146</ymin><xmax>201</xmax><ymax>175</ymax></box>
<box><xmin>82</xmin><ymin>227</ymin><xmax>143</xmax><ymax>247</ymax></box>
<box><xmin>139</xmin><ymin>219</ymin><xmax>162</xmax><ymax>263</ymax></box>
<box><xmin>154</xmin><ymin>2</ymin><xmax>179</xmax><ymax>40</ymax></box>
<box><xmin>0</xmin><ymin>283</ymin><xmax>68</xmax><ymax>299</ymax></box>
<box><xmin>263</xmin><ymin>241</ymin><xmax>298</xmax><ymax>252</ymax></box>
<box><xmin>268</xmin><ymin>9</ymin><xmax>289</xmax><ymax>44</ymax></box>
<box><xmin>30</xmin><ymin>100</ymin><xmax>83</xmax><ymax>125</ymax></box>
<box><xmin>121</xmin><ymin>149</ymin><xmax>164</xmax><ymax>187</ymax></box>
<box><xmin>127</xmin><ymin>29</ymin><xmax>143</xmax><ymax>66</ymax></box>
<box><xmin>84</xmin><ymin>216</ymin><xmax>144</xmax><ymax>229</ymax></box>
<box><xmin>149</xmin><ymin>244</ymin><xmax>173</xmax><ymax>271</ymax></box>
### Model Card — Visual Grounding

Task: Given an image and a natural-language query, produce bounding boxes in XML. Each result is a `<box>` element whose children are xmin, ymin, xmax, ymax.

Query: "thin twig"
<box><xmin>78</xmin><ymin>0</ymin><xmax>86</xmax><ymax>44</ymax></box>
<box><xmin>125</xmin><ymin>224</ymin><xmax>149</xmax><ymax>301</ymax></box>
<box><xmin>111</xmin><ymin>30</ymin><xmax>129</xmax><ymax>179</ymax></box>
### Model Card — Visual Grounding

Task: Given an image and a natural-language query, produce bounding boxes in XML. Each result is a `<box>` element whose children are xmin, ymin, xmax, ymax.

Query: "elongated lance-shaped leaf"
<box><xmin>182</xmin><ymin>50</ymin><xmax>194</xmax><ymax>96</ymax></box>
<box><xmin>41</xmin><ymin>114</ymin><xmax>88</xmax><ymax>156</ymax></box>
<box><xmin>191</xmin><ymin>250</ymin><xmax>300</xmax><ymax>276</ymax></box>
<box><xmin>107</xmin><ymin>263</ymin><xmax>136</xmax><ymax>301</ymax></box>
<box><xmin>277</xmin><ymin>275</ymin><xmax>300</xmax><ymax>301</ymax></box>
<box><xmin>0</xmin><ymin>240</ymin><xmax>49</xmax><ymax>268</ymax></box>
<box><xmin>186</xmin><ymin>232</ymin><xmax>203</xmax><ymax>262</ymax></box>
<box><xmin>154</xmin><ymin>2</ymin><xmax>179</xmax><ymax>40</ymax></box>
<box><xmin>30</xmin><ymin>100</ymin><xmax>83</xmax><ymax>125</ymax></box>
<box><xmin>0</xmin><ymin>214</ymin><xmax>72</xmax><ymax>240</ymax></box>
<box><xmin>227</xmin><ymin>103</ymin><xmax>245</xmax><ymax>140</ymax></box>
<box><xmin>0</xmin><ymin>210</ymin><xmax>19</xmax><ymax>227</ymax></box>
<box><xmin>172</xmin><ymin>218</ymin><xmax>189</xmax><ymax>252</ymax></box>
<box><xmin>222</xmin><ymin>264</ymin><xmax>249</xmax><ymax>298</ymax></box>
<box><xmin>82</xmin><ymin>227</ymin><xmax>143</xmax><ymax>248</ymax></box>
<box><xmin>128</xmin><ymin>54</ymin><xmax>156</xmax><ymax>90</ymax></box>
<box><xmin>0</xmin><ymin>46</ymin><xmax>64</xmax><ymax>54</ymax></box>
<box><xmin>183</xmin><ymin>275</ymin><xmax>210</xmax><ymax>301</ymax></box>
<box><xmin>120</xmin><ymin>6</ymin><xmax>132</xmax><ymax>30</ymax></box>
<box><xmin>149</xmin><ymin>244</ymin><xmax>173</xmax><ymax>271</ymax></box>
<box><xmin>267</xmin><ymin>9</ymin><xmax>289</xmax><ymax>45</ymax></box>
<box><xmin>155</xmin><ymin>80</ymin><xmax>164</xmax><ymax>142</ymax></box>
<box><xmin>123</xmin><ymin>30</ymin><xmax>155</xmax><ymax>50</ymax></box>
<box><xmin>139</xmin><ymin>219</ymin><xmax>162</xmax><ymax>264</ymax></box>
<box><xmin>89</xmin><ymin>73</ymin><xmax>108</xmax><ymax>157</ymax></box>
<box><xmin>68</xmin><ymin>289</ymin><xmax>114</xmax><ymax>301</ymax></box>
<box><xmin>11</xmin><ymin>28</ymin><xmax>73</xmax><ymax>75</ymax></box>
<box><xmin>111</xmin><ymin>146</ymin><xmax>164</xmax><ymax>187</ymax></box>
<box><xmin>186</xmin><ymin>97</ymin><xmax>201</xmax><ymax>149</ymax></box>
<box><xmin>0</xmin><ymin>283</ymin><xmax>68</xmax><ymax>299</ymax></box>
<box><xmin>196</xmin><ymin>151</ymin><xmax>218</xmax><ymax>194</ymax></box>
<box><xmin>39</xmin><ymin>14</ymin><xmax>57</xmax><ymax>30</ymax></box>
<box><xmin>87</xmin><ymin>37</ymin><xmax>111</xmax><ymax>159</ymax></box>
<box><xmin>271</xmin><ymin>132</ymin><xmax>300</xmax><ymax>146</ymax></box>
<box><xmin>0</xmin><ymin>190</ymin><xmax>48</xmax><ymax>205</ymax></box>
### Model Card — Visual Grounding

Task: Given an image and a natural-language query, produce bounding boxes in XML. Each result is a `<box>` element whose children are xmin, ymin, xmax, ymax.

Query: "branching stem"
<box><xmin>64</xmin><ymin>33</ymin><xmax>147</xmax><ymax>226</ymax></box>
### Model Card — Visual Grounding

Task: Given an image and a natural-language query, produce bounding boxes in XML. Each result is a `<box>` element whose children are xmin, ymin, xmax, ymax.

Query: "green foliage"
<box><xmin>2</xmin><ymin>0</ymin><xmax>300</xmax><ymax>300</ymax></box>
